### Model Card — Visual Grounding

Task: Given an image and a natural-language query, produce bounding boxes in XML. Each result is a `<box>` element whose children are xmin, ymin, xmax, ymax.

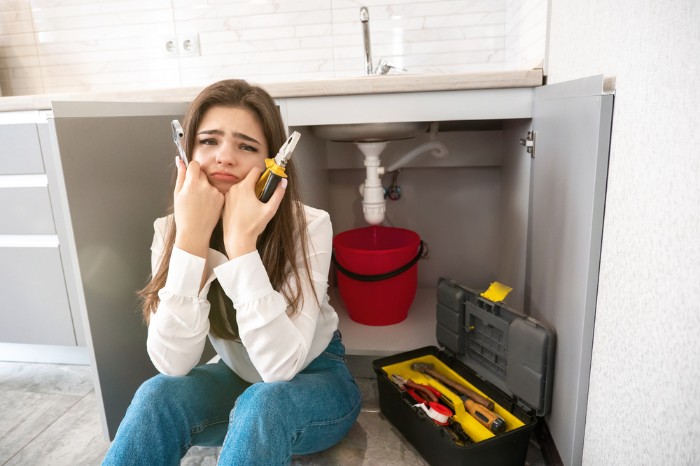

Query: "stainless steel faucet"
<box><xmin>360</xmin><ymin>6</ymin><xmax>372</xmax><ymax>75</ymax></box>
<box><xmin>360</xmin><ymin>7</ymin><xmax>405</xmax><ymax>75</ymax></box>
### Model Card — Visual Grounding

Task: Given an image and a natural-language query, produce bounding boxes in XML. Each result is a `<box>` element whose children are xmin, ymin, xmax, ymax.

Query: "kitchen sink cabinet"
<box><xmin>45</xmin><ymin>75</ymin><xmax>612</xmax><ymax>465</ymax></box>
<box><xmin>0</xmin><ymin>111</ymin><xmax>85</xmax><ymax>357</ymax></box>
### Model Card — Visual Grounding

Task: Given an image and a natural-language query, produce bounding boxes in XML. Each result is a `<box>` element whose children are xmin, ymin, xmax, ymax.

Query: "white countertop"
<box><xmin>0</xmin><ymin>69</ymin><xmax>543</xmax><ymax>112</ymax></box>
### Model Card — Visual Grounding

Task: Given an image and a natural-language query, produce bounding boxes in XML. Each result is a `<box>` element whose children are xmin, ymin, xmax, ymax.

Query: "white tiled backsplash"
<box><xmin>0</xmin><ymin>0</ymin><xmax>546</xmax><ymax>97</ymax></box>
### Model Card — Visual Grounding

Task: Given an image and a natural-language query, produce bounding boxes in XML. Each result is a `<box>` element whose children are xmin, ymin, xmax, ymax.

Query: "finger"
<box><xmin>265</xmin><ymin>177</ymin><xmax>288</xmax><ymax>210</ymax></box>
<box><xmin>174</xmin><ymin>157</ymin><xmax>186</xmax><ymax>194</ymax></box>
<box><xmin>185</xmin><ymin>160</ymin><xmax>202</xmax><ymax>185</ymax></box>
<box><xmin>245</xmin><ymin>166</ymin><xmax>263</xmax><ymax>185</ymax></box>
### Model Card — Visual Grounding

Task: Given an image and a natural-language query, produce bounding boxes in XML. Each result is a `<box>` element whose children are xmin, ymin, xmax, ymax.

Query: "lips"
<box><xmin>210</xmin><ymin>171</ymin><xmax>239</xmax><ymax>183</ymax></box>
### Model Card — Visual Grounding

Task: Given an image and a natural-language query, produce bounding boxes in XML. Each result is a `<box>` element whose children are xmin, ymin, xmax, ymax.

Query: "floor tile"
<box><xmin>4</xmin><ymin>391</ymin><xmax>110</xmax><ymax>466</ymax></box>
<box><xmin>0</xmin><ymin>361</ymin><xmax>93</xmax><ymax>396</ymax></box>
<box><xmin>182</xmin><ymin>446</ymin><xmax>220</xmax><ymax>465</ymax></box>
<box><xmin>0</xmin><ymin>389</ymin><xmax>81</xmax><ymax>464</ymax></box>
<box><xmin>355</xmin><ymin>377</ymin><xmax>380</xmax><ymax>412</ymax></box>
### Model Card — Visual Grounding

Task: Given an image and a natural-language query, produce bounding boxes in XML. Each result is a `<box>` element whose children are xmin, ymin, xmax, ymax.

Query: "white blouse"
<box><xmin>146</xmin><ymin>204</ymin><xmax>339</xmax><ymax>383</ymax></box>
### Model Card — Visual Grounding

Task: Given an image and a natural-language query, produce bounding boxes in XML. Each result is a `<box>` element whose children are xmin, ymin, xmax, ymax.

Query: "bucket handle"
<box><xmin>332</xmin><ymin>241</ymin><xmax>425</xmax><ymax>282</ymax></box>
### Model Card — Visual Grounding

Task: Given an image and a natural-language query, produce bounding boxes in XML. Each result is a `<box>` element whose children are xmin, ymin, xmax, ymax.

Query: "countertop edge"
<box><xmin>0</xmin><ymin>69</ymin><xmax>544</xmax><ymax>113</ymax></box>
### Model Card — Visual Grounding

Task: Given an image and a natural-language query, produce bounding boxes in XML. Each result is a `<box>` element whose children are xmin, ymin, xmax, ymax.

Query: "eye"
<box><xmin>198</xmin><ymin>138</ymin><xmax>217</xmax><ymax>146</ymax></box>
<box><xmin>240</xmin><ymin>144</ymin><xmax>258</xmax><ymax>153</ymax></box>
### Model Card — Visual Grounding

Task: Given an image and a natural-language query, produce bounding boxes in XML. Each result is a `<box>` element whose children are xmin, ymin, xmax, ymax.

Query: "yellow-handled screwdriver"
<box><xmin>255</xmin><ymin>131</ymin><xmax>301</xmax><ymax>202</ymax></box>
<box><xmin>465</xmin><ymin>399</ymin><xmax>506</xmax><ymax>434</ymax></box>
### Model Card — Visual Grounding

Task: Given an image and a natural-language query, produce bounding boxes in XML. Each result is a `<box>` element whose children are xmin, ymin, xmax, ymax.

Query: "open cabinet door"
<box><xmin>47</xmin><ymin>101</ymin><xmax>215</xmax><ymax>440</ymax></box>
<box><xmin>527</xmin><ymin>76</ymin><xmax>613</xmax><ymax>465</ymax></box>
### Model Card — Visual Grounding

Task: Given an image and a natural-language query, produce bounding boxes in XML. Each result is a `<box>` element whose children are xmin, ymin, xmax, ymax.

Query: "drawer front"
<box><xmin>0</xmin><ymin>186</ymin><xmax>56</xmax><ymax>234</ymax></box>
<box><xmin>0</xmin><ymin>123</ymin><xmax>45</xmax><ymax>175</ymax></box>
<box><xmin>0</xmin><ymin>246</ymin><xmax>76</xmax><ymax>346</ymax></box>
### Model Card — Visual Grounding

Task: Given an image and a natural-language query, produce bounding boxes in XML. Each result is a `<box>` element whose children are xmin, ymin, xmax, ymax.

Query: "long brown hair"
<box><xmin>138</xmin><ymin>79</ymin><xmax>313</xmax><ymax>340</ymax></box>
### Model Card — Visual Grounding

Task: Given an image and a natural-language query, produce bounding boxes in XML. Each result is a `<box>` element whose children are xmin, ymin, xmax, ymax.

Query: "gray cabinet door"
<box><xmin>0</xmin><ymin>246</ymin><xmax>76</xmax><ymax>345</ymax></box>
<box><xmin>527</xmin><ymin>76</ymin><xmax>613</xmax><ymax>466</ymax></box>
<box><xmin>0</xmin><ymin>123</ymin><xmax>45</xmax><ymax>175</ymax></box>
<box><xmin>49</xmin><ymin>101</ymin><xmax>196</xmax><ymax>439</ymax></box>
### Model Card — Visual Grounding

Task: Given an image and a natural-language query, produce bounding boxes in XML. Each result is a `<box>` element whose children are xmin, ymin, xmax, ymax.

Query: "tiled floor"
<box><xmin>0</xmin><ymin>361</ymin><xmax>546</xmax><ymax>465</ymax></box>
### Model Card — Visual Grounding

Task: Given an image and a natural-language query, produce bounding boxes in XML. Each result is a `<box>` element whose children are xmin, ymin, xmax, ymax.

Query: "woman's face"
<box><xmin>192</xmin><ymin>105</ymin><xmax>268</xmax><ymax>194</ymax></box>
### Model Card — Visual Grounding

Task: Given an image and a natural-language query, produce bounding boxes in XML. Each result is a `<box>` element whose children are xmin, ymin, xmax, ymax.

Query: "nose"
<box><xmin>215</xmin><ymin>142</ymin><xmax>238</xmax><ymax>166</ymax></box>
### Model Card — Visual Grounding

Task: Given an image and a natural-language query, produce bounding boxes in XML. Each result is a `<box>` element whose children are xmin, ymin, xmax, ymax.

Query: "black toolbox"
<box><xmin>373</xmin><ymin>277</ymin><xmax>556</xmax><ymax>466</ymax></box>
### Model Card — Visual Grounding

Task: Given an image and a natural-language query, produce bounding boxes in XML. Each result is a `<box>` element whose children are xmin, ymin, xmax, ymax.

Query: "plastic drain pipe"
<box><xmin>356</xmin><ymin>140</ymin><xmax>449</xmax><ymax>225</ymax></box>
<box><xmin>384</xmin><ymin>141</ymin><xmax>448</xmax><ymax>173</ymax></box>
<box><xmin>356</xmin><ymin>141</ymin><xmax>389</xmax><ymax>225</ymax></box>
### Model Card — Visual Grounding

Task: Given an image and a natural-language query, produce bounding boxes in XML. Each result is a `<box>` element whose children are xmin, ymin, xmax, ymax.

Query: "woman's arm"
<box><xmin>214</xmin><ymin>207</ymin><xmax>334</xmax><ymax>382</ymax></box>
<box><xmin>145</xmin><ymin>217</ymin><xmax>219</xmax><ymax>376</ymax></box>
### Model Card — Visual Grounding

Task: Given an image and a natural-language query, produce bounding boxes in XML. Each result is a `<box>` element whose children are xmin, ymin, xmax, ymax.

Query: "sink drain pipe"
<box><xmin>356</xmin><ymin>141</ymin><xmax>389</xmax><ymax>225</ymax></box>
<box><xmin>355</xmin><ymin>140</ymin><xmax>449</xmax><ymax>225</ymax></box>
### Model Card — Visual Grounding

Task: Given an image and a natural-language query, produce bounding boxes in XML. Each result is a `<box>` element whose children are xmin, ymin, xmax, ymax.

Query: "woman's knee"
<box><xmin>129</xmin><ymin>374</ymin><xmax>189</xmax><ymax>414</ymax></box>
<box><xmin>232</xmin><ymin>382</ymin><xmax>290</xmax><ymax>420</ymax></box>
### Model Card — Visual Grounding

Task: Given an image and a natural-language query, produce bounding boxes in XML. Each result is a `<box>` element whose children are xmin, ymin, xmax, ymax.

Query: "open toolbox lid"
<box><xmin>435</xmin><ymin>277</ymin><xmax>556</xmax><ymax>416</ymax></box>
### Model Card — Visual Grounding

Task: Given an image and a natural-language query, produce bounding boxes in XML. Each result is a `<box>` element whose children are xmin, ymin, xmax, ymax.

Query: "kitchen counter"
<box><xmin>0</xmin><ymin>69</ymin><xmax>543</xmax><ymax>112</ymax></box>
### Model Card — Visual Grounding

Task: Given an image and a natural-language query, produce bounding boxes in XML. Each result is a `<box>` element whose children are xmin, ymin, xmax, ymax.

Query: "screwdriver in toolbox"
<box><xmin>255</xmin><ymin>131</ymin><xmax>301</xmax><ymax>203</ymax></box>
<box><xmin>465</xmin><ymin>399</ymin><xmax>506</xmax><ymax>434</ymax></box>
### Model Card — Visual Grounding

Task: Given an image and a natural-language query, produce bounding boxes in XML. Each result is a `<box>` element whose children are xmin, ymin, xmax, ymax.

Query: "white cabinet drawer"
<box><xmin>0</xmin><ymin>185</ymin><xmax>56</xmax><ymax>234</ymax></box>
<box><xmin>0</xmin><ymin>246</ymin><xmax>76</xmax><ymax>346</ymax></box>
<box><xmin>0</xmin><ymin>123</ymin><xmax>45</xmax><ymax>175</ymax></box>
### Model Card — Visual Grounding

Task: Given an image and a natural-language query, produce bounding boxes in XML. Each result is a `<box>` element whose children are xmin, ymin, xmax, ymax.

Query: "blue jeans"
<box><xmin>102</xmin><ymin>332</ymin><xmax>361</xmax><ymax>465</ymax></box>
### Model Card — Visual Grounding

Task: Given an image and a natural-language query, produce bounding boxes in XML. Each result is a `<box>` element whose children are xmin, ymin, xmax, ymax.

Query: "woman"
<box><xmin>102</xmin><ymin>79</ymin><xmax>361</xmax><ymax>465</ymax></box>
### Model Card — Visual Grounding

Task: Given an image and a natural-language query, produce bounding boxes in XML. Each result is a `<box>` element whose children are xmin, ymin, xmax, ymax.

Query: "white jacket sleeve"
<box><xmin>213</xmin><ymin>209</ymin><xmax>333</xmax><ymax>383</ymax></box>
<box><xmin>145</xmin><ymin>217</ymin><xmax>222</xmax><ymax>376</ymax></box>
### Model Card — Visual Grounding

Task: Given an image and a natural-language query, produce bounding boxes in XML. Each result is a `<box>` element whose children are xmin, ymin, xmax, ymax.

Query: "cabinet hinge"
<box><xmin>519</xmin><ymin>131</ymin><xmax>536</xmax><ymax>158</ymax></box>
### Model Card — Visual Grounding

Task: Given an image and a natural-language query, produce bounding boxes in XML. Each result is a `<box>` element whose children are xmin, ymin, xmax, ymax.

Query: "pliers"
<box><xmin>391</xmin><ymin>374</ymin><xmax>442</xmax><ymax>404</ymax></box>
<box><xmin>274</xmin><ymin>131</ymin><xmax>301</xmax><ymax>168</ymax></box>
<box><xmin>255</xmin><ymin>131</ymin><xmax>301</xmax><ymax>202</ymax></box>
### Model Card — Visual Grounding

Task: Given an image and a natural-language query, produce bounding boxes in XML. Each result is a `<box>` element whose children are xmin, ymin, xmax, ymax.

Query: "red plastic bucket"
<box><xmin>332</xmin><ymin>226</ymin><xmax>422</xmax><ymax>326</ymax></box>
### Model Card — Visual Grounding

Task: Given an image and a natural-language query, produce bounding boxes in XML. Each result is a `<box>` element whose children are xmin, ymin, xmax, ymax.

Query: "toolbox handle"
<box><xmin>332</xmin><ymin>241</ymin><xmax>425</xmax><ymax>282</ymax></box>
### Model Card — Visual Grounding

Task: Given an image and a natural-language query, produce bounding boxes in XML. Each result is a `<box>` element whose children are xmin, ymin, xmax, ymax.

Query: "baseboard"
<box><xmin>535</xmin><ymin>419</ymin><xmax>564</xmax><ymax>466</ymax></box>
<box><xmin>0</xmin><ymin>342</ymin><xmax>90</xmax><ymax>365</ymax></box>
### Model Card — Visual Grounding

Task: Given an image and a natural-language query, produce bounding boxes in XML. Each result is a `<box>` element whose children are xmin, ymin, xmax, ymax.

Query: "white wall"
<box><xmin>505</xmin><ymin>0</ymin><xmax>547</xmax><ymax>69</ymax></box>
<box><xmin>0</xmin><ymin>0</ymin><xmax>548</xmax><ymax>96</ymax></box>
<box><xmin>547</xmin><ymin>1</ymin><xmax>700</xmax><ymax>465</ymax></box>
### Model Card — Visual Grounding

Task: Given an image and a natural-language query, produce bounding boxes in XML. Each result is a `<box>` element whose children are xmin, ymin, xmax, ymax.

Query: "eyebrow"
<box><xmin>196</xmin><ymin>129</ymin><xmax>261</xmax><ymax>145</ymax></box>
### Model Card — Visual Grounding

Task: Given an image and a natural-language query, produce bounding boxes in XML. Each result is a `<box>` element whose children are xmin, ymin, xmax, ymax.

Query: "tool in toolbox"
<box><xmin>391</xmin><ymin>374</ymin><xmax>451</xmax><ymax>424</ymax></box>
<box><xmin>464</xmin><ymin>399</ymin><xmax>506</xmax><ymax>434</ymax></box>
<box><xmin>411</xmin><ymin>362</ymin><xmax>506</xmax><ymax>434</ymax></box>
<box><xmin>390</xmin><ymin>374</ymin><xmax>440</xmax><ymax>403</ymax></box>
<box><xmin>390</xmin><ymin>374</ymin><xmax>473</xmax><ymax>446</ymax></box>
<box><xmin>410</xmin><ymin>362</ymin><xmax>494</xmax><ymax>410</ymax></box>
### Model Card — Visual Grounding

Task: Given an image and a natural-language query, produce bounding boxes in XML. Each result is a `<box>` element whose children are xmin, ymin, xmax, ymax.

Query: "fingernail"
<box><xmin>175</xmin><ymin>156</ymin><xmax>180</xmax><ymax>166</ymax></box>
<box><xmin>281</xmin><ymin>178</ymin><xmax>288</xmax><ymax>189</ymax></box>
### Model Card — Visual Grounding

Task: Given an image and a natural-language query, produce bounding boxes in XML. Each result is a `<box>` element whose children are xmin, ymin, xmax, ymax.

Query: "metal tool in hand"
<box><xmin>255</xmin><ymin>131</ymin><xmax>301</xmax><ymax>202</ymax></box>
<box><xmin>171</xmin><ymin>120</ymin><xmax>188</xmax><ymax>167</ymax></box>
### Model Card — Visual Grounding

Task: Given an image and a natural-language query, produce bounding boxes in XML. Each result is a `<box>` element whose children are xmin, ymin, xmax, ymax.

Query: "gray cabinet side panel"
<box><xmin>528</xmin><ymin>80</ymin><xmax>613</xmax><ymax>466</ymax></box>
<box><xmin>40</xmin><ymin>122</ymin><xmax>85</xmax><ymax>346</ymax></box>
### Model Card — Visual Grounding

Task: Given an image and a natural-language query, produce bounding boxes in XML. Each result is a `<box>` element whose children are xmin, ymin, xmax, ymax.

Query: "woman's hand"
<box><xmin>221</xmin><ymin>166</ymin><xmax>287</xmax><ymax>259</ymax></box>
<box><xmin>173</xmin><ymin>158</ymin><xmax>225</xmax><ymax>258</ymax></box>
